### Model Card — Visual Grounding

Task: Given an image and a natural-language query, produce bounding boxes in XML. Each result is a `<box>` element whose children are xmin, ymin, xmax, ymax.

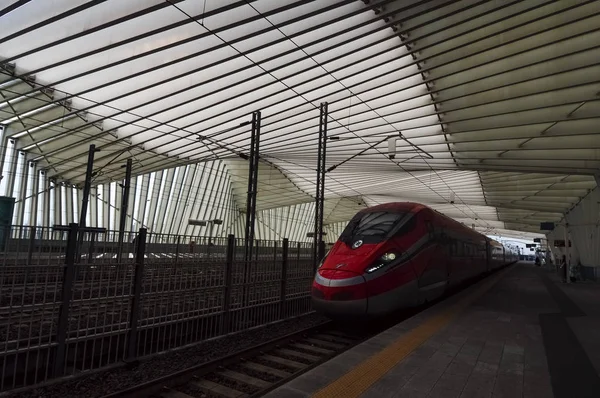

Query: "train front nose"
<box><xmin>311</xmin><ymin>269</ymin><xmax>368</xmax><ymax>318</ymax></box>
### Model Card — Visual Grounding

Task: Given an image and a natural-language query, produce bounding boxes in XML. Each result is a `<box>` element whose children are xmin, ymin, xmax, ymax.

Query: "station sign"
<box><xmin>533</xmin><ymin>238</ymin><xmax>541</xmax><ymax>243</ymax></box>
<box><xmin>540</xmin><ymin>222</ymin><xmax>555</xmax><ymax>231</ymax></box>
<box><xmin>553</xmin><ymin>240</ymin><xmax>572</xmax><ymax>248</ymax></box>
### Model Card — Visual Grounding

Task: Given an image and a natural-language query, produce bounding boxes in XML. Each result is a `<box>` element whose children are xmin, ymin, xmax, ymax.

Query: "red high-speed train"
<box><xmin>311</xmin><ymin>202</ymin><xmax>518</xmax><ymax>318</ymax></box>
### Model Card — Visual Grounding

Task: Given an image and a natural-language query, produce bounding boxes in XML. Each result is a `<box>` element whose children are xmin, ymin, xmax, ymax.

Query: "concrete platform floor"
<box><xmin>264</xmin><ymin>263</ymin><xmax>600</xmax><ymax>398</ymax></box>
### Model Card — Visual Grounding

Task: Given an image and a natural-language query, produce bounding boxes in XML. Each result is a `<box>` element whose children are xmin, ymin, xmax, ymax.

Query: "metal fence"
<box><xmin>0</xmin><ymin>225</ymin><xmax>316</xmax><ymax>392</ymax></box>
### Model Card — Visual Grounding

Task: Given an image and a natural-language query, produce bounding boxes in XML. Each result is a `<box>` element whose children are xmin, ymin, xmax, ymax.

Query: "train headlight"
<box><xmin>381</xmin><ymin>252</ymin><xmax>397</xmax><ymax>262</ymax></box>
<box><xmin>365</xmin><ymin>252</ymin><xmax>398</xmax><ymax>273</ymax></box>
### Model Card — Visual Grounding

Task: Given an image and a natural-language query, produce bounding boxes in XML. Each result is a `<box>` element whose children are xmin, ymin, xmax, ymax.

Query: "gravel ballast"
<box><xmin>4</xmin><ymin>313</ymin><xmax>329</xmax><ymax>398</ymax></box>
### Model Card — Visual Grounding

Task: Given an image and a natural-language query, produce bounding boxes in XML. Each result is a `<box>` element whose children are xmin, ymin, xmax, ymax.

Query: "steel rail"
<box><xmin>99</xmin><ymin>319</ymin><xmax>338</xmax><ymax>398</ymax></box>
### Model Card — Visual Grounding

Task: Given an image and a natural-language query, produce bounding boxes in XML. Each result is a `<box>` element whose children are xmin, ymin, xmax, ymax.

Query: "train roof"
<box><xmin>358</xmin><ymin>202</ymin><xmax>426</xmax><ymax>213</ymax></box>
<box><xmin>488</xmin><ymin>239</ymin><xmax>504</xmax><ymax>247</ymax></box>
<box><xmin>357</xmin><ymin>202</ymin><xmax>507</xmax><ymax>247</ymax></box>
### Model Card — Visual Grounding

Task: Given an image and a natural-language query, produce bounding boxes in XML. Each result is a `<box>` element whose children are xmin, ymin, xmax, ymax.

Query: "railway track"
<box><xmin>101</xmin><ymin>321</ymin><xmax>375</xmax><ymax>398</ymax></box>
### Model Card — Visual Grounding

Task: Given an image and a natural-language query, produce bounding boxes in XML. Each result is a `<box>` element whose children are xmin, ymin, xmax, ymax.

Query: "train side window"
<box><xmin>425</xmin><ymin>220</ymin><xmax>434</xmax><ymax>238</ymax></box>
<box><xmin>394</xmin><ymin>216</ymin><xmax>416</xmax><ymax>236</ymax></box>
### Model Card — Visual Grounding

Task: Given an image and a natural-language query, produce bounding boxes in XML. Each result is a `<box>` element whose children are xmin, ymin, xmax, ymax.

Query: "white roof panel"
<box><xmin>0</xmin><ymin>0</ymin><xmax>598</xmax><ymax>239</ymax></box>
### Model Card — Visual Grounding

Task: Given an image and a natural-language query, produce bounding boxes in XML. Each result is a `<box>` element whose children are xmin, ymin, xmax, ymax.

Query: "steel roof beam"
<box><xmin>5</xmin><ymin>15</ymin><xmax>600</xmax><ymax>178</ymax></box>
<box><xmin>0</xmin><ymin>1</ymin><xmax>109</xmax><ymax>46</ymax></box>
<box><xmin>7</xmin><ymin>0</ymin><xmax>592</xmax><ymax>174</ymax></box>
<box><xmin>1</xmin><ymin>1</ymin><xmax>185</xmax><ymax>66</ymax></box>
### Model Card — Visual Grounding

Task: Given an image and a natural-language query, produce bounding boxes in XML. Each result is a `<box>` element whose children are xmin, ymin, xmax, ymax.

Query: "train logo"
<box><xmin>311</xmin><ymin>202</ymin><xmax>519</xmax><ymax>319</ymax></box>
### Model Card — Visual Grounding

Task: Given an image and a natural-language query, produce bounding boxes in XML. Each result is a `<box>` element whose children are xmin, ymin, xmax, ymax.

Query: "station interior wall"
<box><xmin>547</xmin><ymin>186</ymin><xmax>600</xmax><ymax>279</ymax></box>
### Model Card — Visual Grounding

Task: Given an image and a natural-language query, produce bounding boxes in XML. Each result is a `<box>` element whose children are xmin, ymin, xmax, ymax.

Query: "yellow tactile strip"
<box><xmin>312</xmin><ymin>266</ymin><xmax>514</xmax><ymax>398</ymax></box>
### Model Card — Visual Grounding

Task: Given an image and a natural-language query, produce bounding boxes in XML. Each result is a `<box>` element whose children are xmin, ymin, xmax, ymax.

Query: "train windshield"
<box><xmin>340</xmin><ymin>211</ymin><xmax>406</xmax><ymax>244</ymax></box>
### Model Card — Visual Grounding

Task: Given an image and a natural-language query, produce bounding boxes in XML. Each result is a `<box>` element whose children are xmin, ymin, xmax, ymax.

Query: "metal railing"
<box><xmin>0</xmin><ymin>225</ymin><xmax>315</xmax><ymax>392</ymax></box>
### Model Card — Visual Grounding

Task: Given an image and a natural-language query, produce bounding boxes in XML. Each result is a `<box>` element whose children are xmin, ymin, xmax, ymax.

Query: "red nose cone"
<box><xmin>333</xmin><ymin>242</ymin><xmax>378</xmax><ymax>257</ymax></box>
<box><xmin>311</xmin><ymin>268</ymin><xmax>368</xmax><ymax>317</ymax></box>
<box><xmin>318</xmin><ymin>269</ymin><xmax>337</xmax><ymax>279</ymax></box>
<box><xmin>314</xmin><ymin>269</ymin><xmax>367</xmax><ymax>300</ymax></box>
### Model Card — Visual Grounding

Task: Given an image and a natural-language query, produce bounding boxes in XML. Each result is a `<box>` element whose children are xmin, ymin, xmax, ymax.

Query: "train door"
<box><xmin>485</xmin><ymin>239</ymin><xmax>491</xmax><ymax>273</ymax></box>
<box><xmin>439</xmin><ymin>227</ymin><xmax>451</xmax><ymax>288</ymax></box>
<box><xmin>417</xmin><ymin>219</ymin><xmax>448</xmax><ymax>302</ymax></box>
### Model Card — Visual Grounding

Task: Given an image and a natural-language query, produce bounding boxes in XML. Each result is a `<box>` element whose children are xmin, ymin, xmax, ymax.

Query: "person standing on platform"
<box><xmin>560</xmin><ymin>254</ymin><xmax>567</xmax><ymax>283</ymax></box>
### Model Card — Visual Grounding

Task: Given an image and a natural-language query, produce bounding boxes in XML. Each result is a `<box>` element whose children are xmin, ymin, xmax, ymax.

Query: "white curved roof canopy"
<box><xmin>1</xmin><ymin>0</ymin><xmax>598</xmax><ymax>240</ymax></box>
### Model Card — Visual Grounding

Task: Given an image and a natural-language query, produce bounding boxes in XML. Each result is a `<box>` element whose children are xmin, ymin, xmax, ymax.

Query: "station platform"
<box><xmin>265</xmin><ymin>263</ymin><xmax>600</xmax><ymax>398</ymax></box>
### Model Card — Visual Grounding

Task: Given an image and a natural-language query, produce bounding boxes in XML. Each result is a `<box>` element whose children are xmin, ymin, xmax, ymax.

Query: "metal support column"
<box><xmin>564</xmin><ymin>222</ymin><xmax>570</xmax><ymax>284</ymax></box>
<box><xmin>242</xmin><ymin>111</ymin><xmax>260</xmax><ymax>326</ymax></box>
<box><xmin>5</xmin><ymin>140</ymin><xmax>18</xmax><ymax>197</ymax></box>
<box><xmin>53</xmin><ymin>223</ymin><xmax>78</xmax><ymax>377</ymax></box>
<box><xmin>127</xmin><ymin>227</ymin><xmax>146</xmax><ymax>361</ymax></box>
<box><xmin>27</xmin><ymin>226</ymin><xmax>36</xmax><ymax>265</ymax></box>
<box><xmin>314</xmin><ymin>102</ymin><xmax>328</xmax><ymax>271</ymax></box>
<box><xmin>117</xmin><ymin>159</ymin><xmax>132</xmax><ymax>263</ymax></box>
<box><xmin>79</xmin><ymin>145</ymin><xmax>96</xmax><ymax>228</ymax></box>
<box><xmin>222</xmin><ymin>234</ymin><xmax>235</xmax><ymax>335</ymax></box>
<box><xmin>244</xmin><ymin>111</ymin><xmax>261</xmax><ymax>263</ymax></box>
<box><xmin>77</xmin><ymin>145</ymin><xmax>97</xmax><ymax>259</ymax></box>
<box><xmin>280</xmin><ymin>238</ymin><xmax>289</xmax><ymax>319</ymax></box>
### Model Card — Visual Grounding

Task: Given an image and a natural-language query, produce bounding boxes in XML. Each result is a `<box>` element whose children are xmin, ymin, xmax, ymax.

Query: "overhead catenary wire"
<box><xmin>0</xmin><ymin>0</ymin><xmax>595</xmax><ymax>240</ymax></box>
<box><xmin>237</xmin><ymin>1</ymin><xmax>494</xmax><ymax>232</ymax></box>
<box><xmin>2</xmin><ymin>0</ymin><xmax>584</xmax><ymax>179</ymax></box>
<box><xmin>0</xmin><ymin>0</ymin><xmax>576</xmax><ymax>235</ymax></box>
<box><xmin>0</xmin><ymin>0</ymin><xmax>378</xmax><ymax>165</ymax></box>
<box><xmin>91</xmin><ymin>0</ymin><xmax>588</xmax><ymax>166</ymax></box>
<box><xmin>2</xmin><ymin>10</ymin><xmax>596</xmax><ymax>182</ymax></box>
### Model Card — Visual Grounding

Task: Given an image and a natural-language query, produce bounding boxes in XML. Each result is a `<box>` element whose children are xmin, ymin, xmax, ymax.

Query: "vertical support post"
<box><xmin>88</xmin><ymin>233</ymin><xmax>95</xmax><ymax>264</ymax></box>
<box><xmin>564</xmin><ymin>222</ymin><xmax>570</xmax><ymax>284</ymax></box>
<box><xmin>222</xmin><ymin>234</ymin><xmax>235</xmax><ymax>335</ymax></box>
<box><xmin>53</xmin><ymin>223</ymin><xmax>78</xmax><ymax>377</ymax></box>
<box><xmin>243</xmin><ymin>111</ymin><xmax>260</xmax><ymax>316</ymax></box>
<box><xmin>209</xmin><ymin>222</ymin><xmax>214</xmax><ymax>246</ymax></box>
<box><xmin>0</xmin><ymin>129</ymin><xmax>7</xmax><ymax>180</ymax></box>
<box><xmin>314</xmin><ymin>102</ymin><xmax>328</xmax><ymax>271</ymax></box>
<box><xmin>207</xmin><ymin>222</ymin><xmax>214</xmax><ymax>260</ymax></box>
<box><xmin>175</xmin><ymin>235</ymin><xmax>180</xmax><ymax>263</ymax></box>
<box><xmin>79</xmin><ymin>145</ymin><xmax>96</xmax><ymax>229</ymax></box>
<box><xmin>27</xmin><ymin>226</ymin><xmax>36</xmax><ymax>265</ymax></box>
<box><xmin>127</xmin><ymin>228</ymin><xmax>146</xmax><ymax>361</ymax></box>
<box><xmin>280</xmin><ymin>238</ymin><xmax>288</xmax><ymax>319</ymax></box>
<box><xmin>117</xmin><ymin>159</ymin><xmax>132</xmax><ymax>263</ymax></box>
<box><xmin>5</xmin><ymin>140</ymin><xmax>18</xmax><ymax>197</ymax></box>
<box><xmin>244</xmin><ymin>111</ymin><xmax>261</xmax><ymax>263</ymax></box>
<box><xmin>77</xmin><ymin>145</ymin><xmax>96</xmax><ymax>259</ymax></box>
